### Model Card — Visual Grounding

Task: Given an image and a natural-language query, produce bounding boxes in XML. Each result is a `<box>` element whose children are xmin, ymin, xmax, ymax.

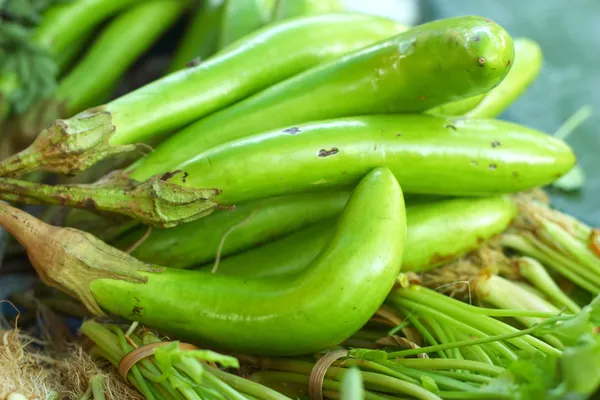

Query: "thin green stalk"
<box><xmin>205</xmin><ymin>365</ymin><xmax>292</xmax><ymax>400</ymax></box>
<box><xmin>424</xmin><ymin>316</ymin><xmax>455</xmax><ymax>359</ymax></box>
<box><xmin>400</xmin><ymin>310</ymin><xmax>448</xmax><ymax>359</ymax></box>
<box><xmin>433</xmin><ymin>371</ymin><xmax>492</xmax><ymax>384</ymax></box>
<box><xmin>541</xmin><ymin>218</ymin><xmax>600</xmax><ymax>276</ymax></box>
<box><xmin>395</xmin><ymin>289</ymin><xmax>562</xmax><ymax>355</ymax></box>
<box><xmin>393</xmin><ymin>299</ymin><xmax>519</xmax><ymax>361</ymax></box>
<box><xmin>376</xmin><ymin>362</ymin><xmax>478</xmax><ymax>392</ymax></box>
<box><xmin>518</xmin><ymin>257</ymin><xmax>581</xmax><ymax>313</ymax></box>
<box><xmin>501</xmin><ymin>233</ymin><xmax>600</xmax><ymax>293</ymax></box>
<box><xmin>388</xmin><ymin>359</ymin><xmax>503</xmax><ymax>376</ymax></box>
<box><xmin>383</xmin><ymin>314</ymin><xmax>570</xmax><ymax>359</ymax></box>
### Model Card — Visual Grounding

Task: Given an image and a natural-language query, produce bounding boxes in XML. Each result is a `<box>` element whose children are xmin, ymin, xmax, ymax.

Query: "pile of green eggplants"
<box><xmin>2</xmin><ymin>4</ymin><xmax>600</xmax><ymax>399</ymax></box>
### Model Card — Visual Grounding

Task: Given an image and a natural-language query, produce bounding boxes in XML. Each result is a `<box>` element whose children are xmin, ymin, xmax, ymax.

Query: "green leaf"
<box><xmin>348</xmin><ymin>348</ymin><xmax>388</xmax><ymax>361</ymax></box>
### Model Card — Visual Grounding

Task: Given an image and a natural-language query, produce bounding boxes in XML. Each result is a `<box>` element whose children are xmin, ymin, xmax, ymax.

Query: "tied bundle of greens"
<box><xmin>81</xmin><ymin>321</ymin><xmax>290</xmax><ymax>400</ymax></box>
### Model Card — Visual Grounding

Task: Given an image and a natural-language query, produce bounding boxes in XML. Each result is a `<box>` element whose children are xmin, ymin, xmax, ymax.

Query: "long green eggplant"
<box><xmin>203</xmin><ymin>196</ymin><xmax>516</xmax><ymax>277</ymax></box>
<box><xmin>428</xmin><ymin>38</ymin><xmax>543</xmax><ymax>118</ymax></box>
<box><xmin>34</xmin><ymin>0</ymin><xmax>144</xmax><ymax>71</ymax></box>
<box><xmin>168</xmin><ymin>0</ymin><xmax>225</xmax><ymax>72</ymax></box>
<box><xmin>272</xmin><ymin>0</ymin><xmax>342</xmax><ymax>20</ymax></box>
<box><xmin>56</xmin><ymin>0</ymin><xmax>186</xmax><ymax>116</ymax></box>
<box><xmin>0</xmin><ymin>14</ymin><xmax>404</xmax><ymax>176</ymax></box>
<box><xmin>218</xmin><ymin>0</ymin><xmax>276</xmax><ymax>49</ymax></box>
<box><xmin>0</xmin><ymin>168</ymin><xmax>406</xmax><ymax>355</ymax></box>
<box><xmin>114</xmin><ymin>192</ymin><xmax>350</xmax><ymax>268</ymax></box>
<box><xmin>141</xmin><ymin>115</ymin><xmax>574</xmax><ymax>203</ymax></box>
<box><xmin>131</xmin><ymin>16</ymin><xmax>515</xmax><ymax>178</ymax></box>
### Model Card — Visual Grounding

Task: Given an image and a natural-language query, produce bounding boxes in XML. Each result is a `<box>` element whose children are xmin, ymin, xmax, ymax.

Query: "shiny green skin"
<box><xmin>168</xmin><ymin>0</ymin><xmax>225</xmax><ymax>72</ymax></box>
<box><xmin>114</xmin><ymin>192</ymin><xmax>349</xmax><ymax>268</ymax></box>
<box><xmin>273</xmin><ymin>0</ymin><xmax>343</xmax><ymax>20</ymax></box>
<box><xmin>107</xmin><ymin>14</ymin><xmax>403</xmax><ymax>145</ymax></box>
<box><xmin>131</xmin><ymin>16</ymin><xmax>515</xmax><ymax>179</ymax></box>
<box><xmin>57</xmin><ymin>1</ymin><xmax>185</xmax><ymax>116</ymax></box>
<box><xmin>218</xmin><ymin>0</ymin><xmax>276</xmax><ymax>49</ymax></box>
<box><xmin>90</xmin><ymin>168</ymin><xmax>406</xmax><ymax>356</ymax></box>
<box><xmin>33</xmin><ymin>0</ymin><xmax>143</xmax><ymax>71</ymax></box>
<box><xmin>161</xmin><ymin>115</ymin><xmax>575</xmax><ymax>204</ymax></box>
<box><xmin>428</xmin><ymin>38</ymin><xmax>543</xmax><ymax>118</ymax></box>
<box><xmin>204</xmin><ymin>196</ymin><xmax>516</xmax><ymax>277</ymax></box>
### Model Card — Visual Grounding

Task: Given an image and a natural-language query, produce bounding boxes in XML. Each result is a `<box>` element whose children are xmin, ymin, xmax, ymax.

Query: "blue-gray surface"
<box><xmin>427</xmin><ymin>0</ymin><xmax>600</xmax><ymax>225</ymax></box>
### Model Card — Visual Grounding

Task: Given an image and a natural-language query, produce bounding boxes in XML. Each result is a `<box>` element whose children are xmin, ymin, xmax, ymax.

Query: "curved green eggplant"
<box><xmin>428</xmin><ymin>38</ymin><xmax>543</xmax><ymax>118</ymax></box>
<box><xmin>132</xmin><ymin>15</ymin><xmax>515</xmax><ymax>178</ymax></box>
<box><xmin>114</xmin><ymin>192</ymin><xmax>349</xmax><ymax>268</ymax></box>
<box><xmin>203</xmin><ymin>196</ymin><xmax>516</xmax><ymax>277</ymax></box>
<box><xmin>89</xmin><ymin>167</ymin><xmax>406</xmax><ymax>355</ymax></box>
<box><xmin>151</xmin><ymin>115</ymin><xmax>574</xmax><ymax>203</ymax></box>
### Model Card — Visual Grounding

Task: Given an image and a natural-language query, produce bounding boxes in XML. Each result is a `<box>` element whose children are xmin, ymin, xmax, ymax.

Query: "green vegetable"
<box><xmin>0</xmin><ymin>0</ymin><xmax>143</xmax><ymax>116</ymax></box>
<box><xmin>132</xmin><ymin>16</ymin><xmax>515</xmax><ymax>178</ymax></box>
<box><xmin>0</xmin><ymin>168</ymin><xmax>407</xmax><ymax>355</ymax></box>
<box><xmin>115</xmin><ymin>191</ymin><xmax>349</xmax><ymax>268</ymax></box>
<box><xmin>202</xmin><ymin>196</ymin><xmax>516</xmax><ymax>276</ymax></box>
<box><xmin>55</xmin><ymin>0</ymin><xmax>187</xmax><ymax>117</ymax></box>
<box><xmin>147</xmin><ymin>115</ymin><xmax>574</xmax><ymax>204</ymax></box>
<box><xmin>0</xmin><ymin>13</ymin><xmax>404</xmax><ymax>176</ymax></box>
<box><xmin>81</xmin><ymin>321</ymin><xmax>289</xmax><ymax>400</ymax></box>
<box><xmin>427</xmin><ymin>37</ymin><xmax>542</xmax><ymax>118</ymax></box>
<box><xmin>272</xmin><ymin>0</ymin><xmax>343</xmax><ymax>20</ymax></box>
<box><xmin>168</xmin><ymin>0</ymin><xmax>225</xmax><ymax>72</ymax></box>
<box><xmin>500</xmin><ymin>194</ymin><xmax>600</xmax><ymax>294</ymax></box>
<box><xmin>218</xmin><ymin>0</ymin><xmax>276</xmax><ymax>49</ymax></box>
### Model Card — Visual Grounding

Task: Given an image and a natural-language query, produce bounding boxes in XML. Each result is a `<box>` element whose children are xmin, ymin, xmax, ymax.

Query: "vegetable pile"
<box><xmin>1</xmin><ymin>1</ymin><xmax>599</xmax><ymax>399</ymax></box>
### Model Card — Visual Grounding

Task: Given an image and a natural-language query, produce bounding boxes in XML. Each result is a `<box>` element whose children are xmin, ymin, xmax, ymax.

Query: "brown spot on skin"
<box><xmin>470</xmin><ymin>160</ymin><xmax>478</xmax><ymax>166</ymax></box>
<box><xmin>476</xmin><ymin>237</ymin><xmax>485</xmax><ymax>244</ymax></box>
<box><xmin>131</xmin><ymin>305</ymin><xmax>143</xmax><ymax>316</ymax></box>
<box><xmin>473</xmin><ymin>35</ymin><xmax>480</xmax><ymax>42</ymax></box>
<box><xmin>396</xmin><ymin>133</ymin><xmax>402</xmax><ymax>137</ymax></box>
<box><xmin>80</xmin><ymin>198</ymin><xmax>97</xmax><ymax>209</ymax></box>
<box><xmin>506</xmin><ymin>59</ymin><xmax>511</xmax><ymax>67</ymax></box>
<box><xmin>181</xmin><ymin>171</ymin><xmax>189</xmax><ymax>184</ymax></box>
<box><xmin>160</xmin><ymin>170</ymin><xmax>183</xmax><ymax>181</ymax></box>
<box><xmin>284</xmin><ymin>127</ymin><xmax>301</xmax><ymax>134</ymax></box>
<box><xmin>445</xmin><ymin>124</ymin><xmax>457</xmax><ymax>131</ymax></box>
<box><xmin>491</xmin><ymin>140</ymin><xmax>501</xmax><ymax>148</ymax></box>
<box><xmin>318</xmin><ymin>148</ymin><xmax>339</xmax><ymax>157</ymax></box>
<box><xmin>478</xmin><ymin>57</ymin><xmax>486</xmax><ymax>66</ymax></box>
<box><xmin>418</xmin><ymin>96</ymin><xmax>428</xmax><ymax>101</ymax></box>
<box><xmin>512</xmin><ymin>171</ymin><xmax>519</xmax><ymax>178</ymax></box>
<box><xmin>373</xmin><ymin>144</ymin><xmax>378</xmax><ymax>151</ymax></box>
<box><xmin>489</xmin><ymin>164</ymin><xmax>497</xmax><ymax>170</ymax></box>
<box><xmin>186</xmin><ymin>57</ymin><xmax>202</xmax><ymax>67</ymax></box>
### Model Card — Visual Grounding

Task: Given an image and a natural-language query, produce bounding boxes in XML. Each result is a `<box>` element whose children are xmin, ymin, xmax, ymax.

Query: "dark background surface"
<box><xmin>426</xmin><ymin>0</ymin><xmax>600</xmax><ymax>225</ymax></box>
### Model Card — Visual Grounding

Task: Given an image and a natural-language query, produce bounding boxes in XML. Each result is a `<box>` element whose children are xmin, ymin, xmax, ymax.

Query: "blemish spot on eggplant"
<box><xmin>132</xmin><ymin>305</ymin><xmax>143</xmax><ymax>316</ymax></box>
<box><xmin>473</xmin><ymin>35</ymin><xmax>480</xmax><ymax>42</ymax></box>
<box><xmin>445</xmin><ymin>124</ymin><xmax>457</xmax><ymax>131</ymax></box>
<box><xmin>418</xmin><ymin>95</ymin><xmax>428</xmax><ymax>101</ymax></box>
<box><xmin>373</xmin><ymin>144</ymin><xmax>378</xmax><ymax>151</ymax></box>
<box><xmin>491</xmin><ymin>140</ymin><xmax>501</xmax><ymax>148</ymax></box>
<box><xmin>477</xmin><ymin>57</ymin><xmax>486</xmax><ymax>66</ymax></box>
<box><xmin>489</xmin><ymin>164</ymin><xmax>497</xmax><ymax>170</ymax></box>
<box><xmin>470</xmin><ymin>160</ymin><xmax>478</xmax><ymax>166</ymax></box>
<box><xmin>186</xmin><ymin>57</ymin><xmax>202</xmax><ymax>67</ymax></box>
<box><xmin>318</xmin><ymin>148</ymin><xmax>339</xmax><ymax>157</ymax></box>
<box><xmin>181</xmin><ymin>171</ymin><xmax>189</xmax><ymax>183</ymax></box>
<box><xmin>512</xmin><ymin>171</ymin><xmax>520</xmax><ymax>178</ymax></box>
<box><xmin>283</xmin><ymin>127</ymin><xmax>301</xmax><ymax>134</ymax></box>
<box><xmin>506</xmin><ymin>59</ymin><xmax>511</xmax><ymax>67</ymax></box>
<box><xmin>396</xmin><ymin>133</ymin><xmax>402</xmax><ymax>137</ymax></box>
